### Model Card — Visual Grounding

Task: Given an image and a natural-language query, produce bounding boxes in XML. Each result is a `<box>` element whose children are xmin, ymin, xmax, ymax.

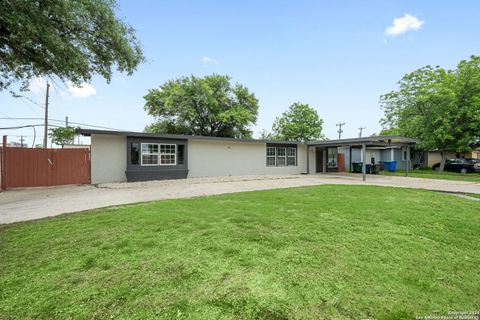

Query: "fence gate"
<box><xmin>0</xmin><ymin>147</ymin><xmax>90</xmax><ymax>189</ymax></box>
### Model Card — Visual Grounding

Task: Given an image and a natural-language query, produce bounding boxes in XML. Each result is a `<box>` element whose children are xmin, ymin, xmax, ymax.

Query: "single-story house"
<box><xmin>78</xmin><ymin>129</ymin><xmax>418</xmax><ymax>184</ymax></box>
<box><xmin>420</xmin><ymin>149</ymin><xmax>480</xmax><ymax>168</ymax></box>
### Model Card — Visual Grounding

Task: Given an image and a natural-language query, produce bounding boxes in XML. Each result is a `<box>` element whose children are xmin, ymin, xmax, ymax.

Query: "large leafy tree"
<box><xmin>271</xmin><ymin>102</ymin><xmax>324</xmax><ymax>141</ymax></box>
<box><xmin>0</xmin><ymin>0</ymin><xmax>145</xmax><ymax>92</ymax></box>
<box><xmin>380</xmin><ymin>55</ymin><xmax>480</xmax><ymax>172</ymax></box>
<box><xmin>144</xmin><ymin>74</ymin><xmax>259</xmax><ymax>138</ymax></box>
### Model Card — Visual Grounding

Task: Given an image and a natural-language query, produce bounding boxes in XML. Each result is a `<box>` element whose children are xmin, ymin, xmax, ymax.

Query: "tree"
<box><xmin>380</xmin><ymin>55</ymin><xmax>480</xmax><ymax>173</ymax></box>
<box><xmin>271</xmin><ymin>102</ymin><xmax>324</xmax><ymax>141</ymax></box>
<box><xmin>378</xmin><ymin>127</ymin><xmax>400</xmax><ymax>136</ymax></box>
<box><xmin>49</xmin><ymin>126</ymin><xmax>78</xmax><ymax>147</ymax></box>
<box><xmin>0</xmin><ymin>0</ymin><xmax>145</xmax><ymax>92</ymax></box>
<box><xmin>258</xmin><ymin>129</ymin><xmax>273</xmax><ymax>140</ymax></box>
<box><xmin>144</xmin><ymin>74</ymin><xmax>259</xmax><ymax>138</ymax></box>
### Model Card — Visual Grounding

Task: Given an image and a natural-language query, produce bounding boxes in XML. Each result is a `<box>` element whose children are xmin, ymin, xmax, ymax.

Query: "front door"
<box><xmin>316</xmin><ymin>149</ymin><xmax>323</xmax><ymax>172</ymax></box>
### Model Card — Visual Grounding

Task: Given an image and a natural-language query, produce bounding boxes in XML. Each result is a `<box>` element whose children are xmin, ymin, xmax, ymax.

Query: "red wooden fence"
<box><xmin>0</xmin><ymin>147</ymin><xmax>90</xmax><ymax>189</ymax></box>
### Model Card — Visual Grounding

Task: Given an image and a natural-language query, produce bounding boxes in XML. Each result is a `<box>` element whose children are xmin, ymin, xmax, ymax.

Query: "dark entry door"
<box><xmin>316</xmin><ymin>149</ymin><xmax>323</xmax><ymax>172</ymax></box>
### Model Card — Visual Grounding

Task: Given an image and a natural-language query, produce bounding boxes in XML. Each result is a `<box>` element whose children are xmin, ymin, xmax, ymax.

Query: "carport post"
<box><xmin>306</xmin><ymin>145</ymin><xmax>310</xmax><ymax>174</ymax></box>
<box><xmin>362</xmin><ymin>144</ymin><xmax>366</xmax><ymax>181</ymax></box>
<box><xmin>322</xmin><ymin>148</ymin><xmax>326</xmax><ymax>173</ymax></box>
<box><xmin>405</xmin><ymin>145</ymin><xmax>410</xmax><ymax>177</ymax></box>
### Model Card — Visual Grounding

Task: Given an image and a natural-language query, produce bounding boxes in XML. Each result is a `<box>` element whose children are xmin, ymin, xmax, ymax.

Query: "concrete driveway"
<box><xmin>1</xmin><ymin>173</ymin><xmax>479</xmax><ymax>224</ymax></box>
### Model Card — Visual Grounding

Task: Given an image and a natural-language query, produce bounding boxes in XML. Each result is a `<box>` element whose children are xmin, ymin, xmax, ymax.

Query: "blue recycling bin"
<box><xmin>384</xmin><ymin>161</ymin><xmax>397</xmax><ymax>172</ymax></box>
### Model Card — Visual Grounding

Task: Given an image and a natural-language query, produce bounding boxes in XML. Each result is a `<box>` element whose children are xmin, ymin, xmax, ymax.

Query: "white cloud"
<box><xmin>28</xmin><ymin>77</ymin><xmax>96</xmax><ymax>99</ymax></box>
<box><xmin>202</xmin><ymin>56</ymin><xmax>219</xmax><ymax>65</ymax></box>
<box><xmin>28</xmin><ymin>77</ymin><xmax>48</xmax><ymax>93</ymax></box>
<box><xmin>385</xmin><ymin>13</ymin><xmax>425</xmax><ymax>37</ymax></box>
<box><xmin>67</xmin><ymin>82</ymin><xmax>96</xmax><ymax>98</ymax></box>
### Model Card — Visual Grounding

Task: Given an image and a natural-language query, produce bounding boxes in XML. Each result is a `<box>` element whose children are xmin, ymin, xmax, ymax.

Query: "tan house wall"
<box><xmin>426</xmin><ymin>151</ymin><xmax>457</xmax><ymax>167</ymax></box>
<box><xmin>188</xmin><ymin>139</ymin><xmax>307</xmax><ymax>178</ymax></box>
<box><xmin>90</xmin><ymin>134</ymin><xmax>126</xmax><ymax>184</ymax></box>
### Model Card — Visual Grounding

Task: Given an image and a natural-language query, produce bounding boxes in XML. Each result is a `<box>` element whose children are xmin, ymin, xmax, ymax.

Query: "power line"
<box><xmin>0</xmin><ymin>124</ymin><xmax>63</xmax><ymax>130</ymax></box>
<box><xmin>0</xmin><ymin>117</ymin><xmax>126</xmax><ymax>131</ymax></box>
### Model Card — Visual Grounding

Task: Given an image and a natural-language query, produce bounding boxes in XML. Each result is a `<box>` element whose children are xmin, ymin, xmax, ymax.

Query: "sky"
<box><xmin>1</xmin><ymin>0</ymin><xmax>480</xmax><ymax>146</ymax></box>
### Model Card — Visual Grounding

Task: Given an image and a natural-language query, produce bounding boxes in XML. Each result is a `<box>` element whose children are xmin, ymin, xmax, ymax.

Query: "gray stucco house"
<box><xmin>78</xmin><ymin>129</ymin><xmax>417</xmax><ymax>184</ymax></box>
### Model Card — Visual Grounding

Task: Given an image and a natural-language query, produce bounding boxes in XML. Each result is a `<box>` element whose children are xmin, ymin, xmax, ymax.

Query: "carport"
<box><xmin>305</xmin><ymin>136</ymin><xmax>418</xmax><ymax>181</ymax></box>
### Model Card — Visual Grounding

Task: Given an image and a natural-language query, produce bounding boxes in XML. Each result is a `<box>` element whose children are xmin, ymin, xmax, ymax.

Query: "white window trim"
<box><xmin>266</xmin><ymin>146</ymin><xmax>298</xmax><ymax>167</ymax></box>
<box><xmin>140</xmin><ymin>143</ymin><xmax>177</xmax><ymax>166</ymax></box>
<box><xmin>287</xmin><ymin>147</ymin><xmax>297</xmax><ymax>166</ymax></box>
<box><xmin>160</xmin><ymin>144</ymin><xmax>177</xmax><ymax>166</ymax></box>
<box><xmin>141</xmin><ymin>143</ymin><xmax>159</xmax><ymax>166</ymax></box>
<box><xmin>266</xmin><ymin>146</ymin><xmax>276</xmax><ymax>167</ymax></box>
<box><xmin>276</xmin><ymin>147</ymin><xmax>287</xmax><ymax>166</ymax></box>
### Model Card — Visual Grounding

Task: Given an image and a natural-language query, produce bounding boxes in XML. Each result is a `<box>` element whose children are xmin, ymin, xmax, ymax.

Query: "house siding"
<box><xmin>187</xmin><ymin>139</ymin><xmax>306</xmax><ymax>178</ymax></box>
<box><xmin>308</xmin><ymin>146</ymin><xmax>316</xmax><ymax>173</ymax></box>
<box><xmin>90</xmin><ymin>134</ymin><xmax>127</xmax><ymax>184</ymax></box>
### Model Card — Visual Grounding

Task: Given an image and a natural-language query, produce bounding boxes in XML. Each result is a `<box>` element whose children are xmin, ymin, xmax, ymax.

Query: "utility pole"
<box><xmin>65</xmin><ymin>116</ymin><xmax>69</xmax><ymax>127</ymax></box>
<box><xmin>43</xmin><ymin>81</ymin><xmax>50</xmax><ymax>148</ymax></box>
<box><xmin>358</xmin><ymin>126</ymin><xmax>366</xmax><ymax>138</ymax></box>
<box><xmin>20</xmin><ymin>135</ymin><xmax>24</xmax><ymax>147</ymax></box>
<box><xmin>336</xmin><ymin>122</ymin><xmax>345</xmax><ymax>140</ymax></box>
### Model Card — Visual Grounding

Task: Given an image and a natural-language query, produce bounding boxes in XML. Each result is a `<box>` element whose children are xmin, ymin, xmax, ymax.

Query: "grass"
<box><xmin>0</xmin><ymin>185</ymin><xmax>479</xmax><ymax>319</ymax></box>
<box><xmin>465</xmin><ymin>193</ymin><xmax>480</xmax><ymax>199</ymax></box>
<box><xmin>381</xmin><ymin>168</ymin><xmax>480</xmax><ymax>183</ymax></box>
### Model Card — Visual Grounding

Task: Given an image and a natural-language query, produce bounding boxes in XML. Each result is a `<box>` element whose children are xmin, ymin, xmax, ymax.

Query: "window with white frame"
<box><xmin>287</xmin><ymin>147</ymin><xmax>296</xmax><ymax>166</ymax></box>
<box><xmin>276</xmin><ymin>147</ymin><xmax>286</xmax><ymax>166</ymax></box>
<box><xmin>160</xmin><ymin>144</ymin><xmax>176</xmax><ymax>165</ymax></box>
<box><xmin>141</xmin><ymin>143</ymin><xmax>176</xmax><ymax>166</ymax></box>
<box><xmin>266</xmin><ymin>145</ymin><xmax>297</xmax><ymax>167</ymax></box>
<box><xmin>141</xmin><ymin>143</ymin><xmax>159</xmax><ymax>165</ymax></box>
<box><xmin>266</xmin><ymin>147</ymin><xmax>276</xmax><ymax>166</ymax></box>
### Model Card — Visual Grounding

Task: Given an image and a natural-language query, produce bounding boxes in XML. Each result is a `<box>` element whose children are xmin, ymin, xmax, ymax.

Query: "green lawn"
<box><xmin>0</xmin><ymin>185</ymin><xmax>479</xmax><ymax>319</ymax></box>
<box><xmin>466</xmin><ymin>193</ymin><xmax>480</xmax><ymax>199</ymax></box>
<box><xmin>381</xmin><ymin>168</ymin><xmax>480</xmax><ymax>182</ymax></box>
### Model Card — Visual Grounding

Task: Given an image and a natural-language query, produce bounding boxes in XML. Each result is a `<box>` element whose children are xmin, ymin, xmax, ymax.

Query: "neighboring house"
<box><xmin>307</xmin><ymin>137</ymin><xmax>419</xmax><ymax>173</ymax></box>
<box><xmin>347</xmin><ymin>145</ymin><xmax>422</xmax><ymax>171</ymax></box>
<box><xmin>422</xmin><ymin>149</ymin><xmax>480</xmax><ymax>167</ymax></box>
<box><xmin>78</xmin><ymin>129</ymin><xmax>417</xmax><ymax>184</ymax></box>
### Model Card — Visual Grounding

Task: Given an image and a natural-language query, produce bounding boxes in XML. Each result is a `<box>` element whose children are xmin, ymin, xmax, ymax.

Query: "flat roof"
<box><xmin>76</xmin><ymin>129</ymin><xmax>303</xmax><ymax>145</ymax></box>
<box><xmin>306</xmin><ymin>136</ymin><xmax>418</xmax><ymax>147</ymax></box>
<box><xmin>77</xmin><ymin>129</ymin><xmax>418</xmax><ymax>147</ymax></box>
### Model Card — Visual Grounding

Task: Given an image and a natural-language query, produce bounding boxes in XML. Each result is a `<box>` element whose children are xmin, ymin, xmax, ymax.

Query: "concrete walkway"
<box><xmin>1</xmin><ymin>173</ymin><xmax>479</xmax><ymax>224</ymax></box>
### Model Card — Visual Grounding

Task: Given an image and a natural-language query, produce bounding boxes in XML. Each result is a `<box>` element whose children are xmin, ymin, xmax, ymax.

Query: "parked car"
<box><xmin>465</xmin><ymin>158</ymin><xmax>480</xmax><ymax>172</ymax></box>
<box><xmin>432</xmin><ymin>158</ymin><xmax>476</xmax><ymax>173</ymax></box>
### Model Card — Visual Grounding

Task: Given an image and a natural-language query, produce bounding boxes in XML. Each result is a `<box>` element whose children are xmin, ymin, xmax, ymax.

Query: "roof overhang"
<box><xmin>306</xmin><ymin>136</ymin><xmax>418</xmax><ymax>148</ymax></box>
<box><xmin>76</xmin><ymin>128</ymin><xmax>303</xmax><ymax>145</ymax></box>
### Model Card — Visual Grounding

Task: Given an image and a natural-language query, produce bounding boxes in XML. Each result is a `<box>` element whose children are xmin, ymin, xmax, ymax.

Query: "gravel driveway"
<box><xmin>1</xmin><ymin>174</ymin><xmax>479</xmax><ymax>224</ymax></box>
